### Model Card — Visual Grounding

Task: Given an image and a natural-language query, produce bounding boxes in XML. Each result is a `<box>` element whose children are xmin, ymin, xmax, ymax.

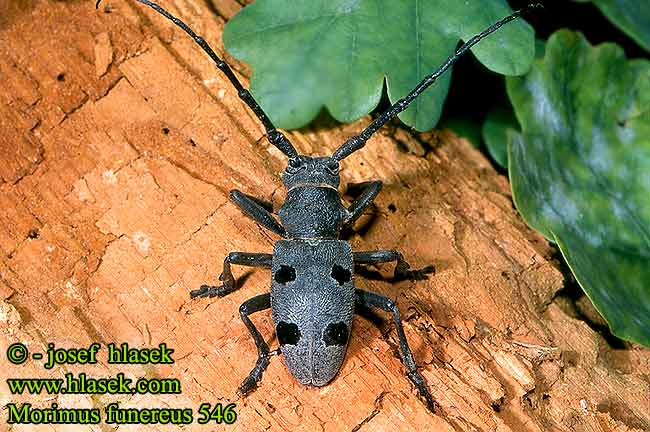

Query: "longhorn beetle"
<box><xmin>96</xmin><ymin>0</ymin><xmax>540</xmax><ymax>411</ymax></box>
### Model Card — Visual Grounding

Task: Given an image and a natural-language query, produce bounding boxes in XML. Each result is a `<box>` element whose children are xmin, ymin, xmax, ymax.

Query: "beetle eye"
<box><xmin>331</xmin><ymin>264</ymin><xmax>351</xmax><ymax>286</ymax></box>
<box><xmin>286</xmin><ymin>158</ymin><xmax>303</xmax><ymax>173</ymax></box>
<box><xmin>326</xmin><ymin>160</ymin><xmax>339</xmax><ymax>174</ymax></box>
<box><xmin>277</xmin><ymin>321</ymin><xmax>301</xmax><ymax>345</ymax></box>
<box><xmin>323</xmin><ymin>322</ymin><xmax>348</xmax><ymax>346</ymax></box>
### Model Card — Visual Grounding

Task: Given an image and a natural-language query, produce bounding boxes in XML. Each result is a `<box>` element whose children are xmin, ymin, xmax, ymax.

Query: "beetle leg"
<box><xmin>342</xmin><ymin>181</ymin><xmax>382</xmax><ymax>226</ymax></box>
<box><xmin>353</xmin><ymin>250</ymin><xmax>435</xmax><ymax>281</ymax></box>
<box><xmin>230</xmin><ymin>190</ymin><xmax>286</xmax><ymax>237</ymax></box>
<box><xmin>237</xmin><ymin>293</ymin><xmax>272</xmax><ymax>396</ymax></box>
<box><xmin>354</xmin><ymin>289</ymin><xmax>437</xmax><ymax>412</ymax></box>
<box><xmin>190</xmin><ymin>252</ymin><xmax>272</xmax><ymax>298</ymax></box>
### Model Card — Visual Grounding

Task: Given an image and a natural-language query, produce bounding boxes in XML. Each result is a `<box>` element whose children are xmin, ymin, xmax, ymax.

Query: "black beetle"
<box><xmin>96</xmin><ymin>0</ymin><xmax>539</xmax><ymax>411</ymax></box>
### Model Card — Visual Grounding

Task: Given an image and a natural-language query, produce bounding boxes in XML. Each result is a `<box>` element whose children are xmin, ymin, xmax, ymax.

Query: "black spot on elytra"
<box><xmin>331</xmin><ymin>264</ymin><xmax>351</xmax><ymax>285</ymax></box>
<box><xmin>56</xmin><ymin>73</ymin><xmax>65</xmax><ymax>82</ymax></box>
<box><xmin>274</xmin><ymin>265</ymin><xmax>296</xmax><ymax>284</ymax></box>
<box><xmin>388</xmin><ymin>203</ymin><xmax>397</xmax><ymax>213</ymax></box>
<box><xmin>323</xmin><ymin>322</ymin><xmax>348</xmax><ymax>346</ymax></box>
<box><xmin>27</xmin><ymin>229</ymin><xmax>39</xmax><ymax>239</ymax></box>
<box><xmin>276</xmin><ymin>321</ymin><xmax>300</xmax><ymax>345</ymax></box>
<box><xmin>162</xmin><ymin>127</ymin><xmax>170</xmax><ymax>135</ymax></box>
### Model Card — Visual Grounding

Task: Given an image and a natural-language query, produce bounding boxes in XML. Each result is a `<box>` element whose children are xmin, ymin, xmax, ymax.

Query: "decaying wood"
<box><xmin>1</xmin><ymin>1</ymin><xmax>649</xmax><ymax>431</ymax></box>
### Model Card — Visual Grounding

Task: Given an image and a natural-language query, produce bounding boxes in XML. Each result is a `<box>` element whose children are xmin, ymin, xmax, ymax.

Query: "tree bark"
<box><xmin>0</xmin><ymin>1</ymin><xmax>648</xmax><ymax>431</ymax></box>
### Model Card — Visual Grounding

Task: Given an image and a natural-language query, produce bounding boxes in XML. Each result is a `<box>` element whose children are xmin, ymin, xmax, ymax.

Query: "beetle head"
<box><xmin>282</xmin><ymin>156</ymin><xmax>340</xmax><ymax>190</ymax></box>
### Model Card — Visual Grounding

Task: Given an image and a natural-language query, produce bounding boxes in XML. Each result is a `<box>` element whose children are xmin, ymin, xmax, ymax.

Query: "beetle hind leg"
<box><xmin>354</xmin><ymin>288</ymin><xmax>438</xmax><ymax>412</ymax></box>
<box><xmin>237</xmin><ymin>293</ymin><xmax>272</xmax><ymax>396</ymax></box>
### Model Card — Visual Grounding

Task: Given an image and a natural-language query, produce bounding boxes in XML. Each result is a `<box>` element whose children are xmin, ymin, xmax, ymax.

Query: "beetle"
<box><xmin>96</xmin><ymin>0</ymin><xmax>539</xmax><ymax>411</ymax></box>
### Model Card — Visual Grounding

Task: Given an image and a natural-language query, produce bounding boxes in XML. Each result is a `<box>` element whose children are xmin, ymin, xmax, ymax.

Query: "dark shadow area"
<box><xmin>549</xmin><ymin>247</ymin><xmax>628</xmax><ymax>350</ymax></box>
<box><xmin>436</xmin><ymin>0</ymin><xmax>649</xmax><ymax>174</ymax></box>
<box><xmin>509</xmin><ymin>0</ymin><xmax>648</xmax><ymax>58</ymax></box>
<box><xmin>340</xmin><ymin>182</ymin><xmax>381</xmax><ymax>241</ymax></box>
<box><xmin>354</xmin><ymin>264</ymin><xmax>434</xmax><ymax>283</ymax></box>
<box><xmin>354</xmin><ymin>302</ymin><xmax>386</xmax><ymax>329</ymax></box>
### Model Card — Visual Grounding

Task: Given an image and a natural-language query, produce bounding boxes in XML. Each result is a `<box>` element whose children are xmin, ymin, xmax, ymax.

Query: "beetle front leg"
<box><xmin>355</xmin><ymin>289</ymin><xmax>437</xmax><ymax>412</ymax></box>
<box><xmin>190</xmin><ymin>252</ymin><xmax>272</xmax><ymax>298</ymax></box>
<box><xmin>342</xmin><ymin>180</ymin><xmax>382</xmax><ymax>226</ymax></box>
<box><xmin>237</xmin><ymin>293</ymin><xmax>272</xmax><ymax>396</ymax></box>
<box><xmin>230</xmin><ymin>190</ymin><xmax>286</xmax><ymax>237</ymax></box>
<box><xmin>353</xmin><ymin>250</ymin><xmax>435</xmax><ymax>281</ymax></box>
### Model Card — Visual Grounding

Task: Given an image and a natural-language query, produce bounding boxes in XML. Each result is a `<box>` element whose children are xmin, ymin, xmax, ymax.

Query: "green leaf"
<box><xmin>573</xmin><ymin>0</ymin><xmax>650</xmax><ymax>52</ymax></box>
<box><xmin>482</xmin><ymin>39</ymin><xmax>545</xmax><ymax>168</ymax></box>
<box><xmin>439</xmin><ymin>116</ymin><xmax>482</xmax><ymax>148</ymax></box>
<box><xmin>506</xmin><ymin>30</ymin><xmax>650</xmax><ymax>345</ymax></box>
<box><xmin>223</xmin><ymin>0</ymin><xmax>535</xmax><ymax>130</ymax></box>
<box><xmin>482</xmin><ymin>105</ymin><xmax>517</xmax><ymax>168</ymax></box>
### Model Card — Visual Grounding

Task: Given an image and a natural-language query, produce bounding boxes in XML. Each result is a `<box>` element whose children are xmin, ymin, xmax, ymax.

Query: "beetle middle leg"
<box><xmin>353</xmin><ymin>250</ymin><xmax>435</xmax><ymax>281</ymax></box>
<box><xmin>237</xmin><ymin>293</ymin><xmax>272</xmax><ymax>395</ymax></box>
<box><xmin>355</xmin><ymin>288</ymin><xmax>437</xmax><ymax>412</ymax></box>
<box><xmin>190</xmin><ymin>252</ymin><xmax>272</xmax><ymax>298</ymax></box>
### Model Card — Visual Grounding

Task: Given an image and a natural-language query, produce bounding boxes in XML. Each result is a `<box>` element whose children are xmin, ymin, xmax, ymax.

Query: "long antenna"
<box><xmin>332</xmin><ymin>3</ymin><xmax>543</xmax><ymax>162</ymax></box>
<box><xmin>96</xmin><ymin>0</ymin><xmax>298</xmax><ymax>159</ymax></box>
